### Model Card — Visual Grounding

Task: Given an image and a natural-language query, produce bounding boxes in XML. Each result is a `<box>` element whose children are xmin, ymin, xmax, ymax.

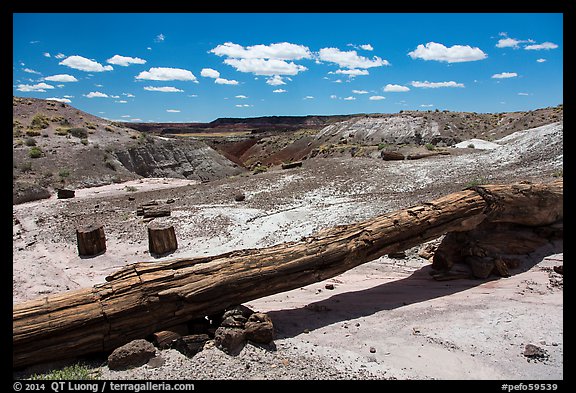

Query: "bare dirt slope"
<box><xmin>13</xmin><ymin>120</ymin><xmax>563</xmax><ymax>380</ymax></box>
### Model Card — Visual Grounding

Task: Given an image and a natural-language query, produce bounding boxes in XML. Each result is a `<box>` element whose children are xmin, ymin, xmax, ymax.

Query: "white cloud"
<box><xmin>536</xmin><ymin>58</ymin><xmax>547</xmax><ymax>63</ymax></box>
<box><xmin>143</xmin><ymin>86</ymin><xmax>184</xmax><ymax>92</ymax></box>
<box><xmin>266</xmin><ymin>75</ymin><xmax>286</xmax><ymax>85</ymax></box>
<box><xmin>518</xmin><ymin>92</ymin><xmax>530</xmax><ymax>96</ymax></box>
<box><xmin>411</xmin><ymin>80</ymin><xmax>465</xmax><ymax>88</ymax></box>
<box><xmin>235</xmin><ymin>95</ymin><xmax>248</xmax><ymax>99</ymax></box>
<box><xmin>55</xmin><ymin>53</ymin><xmax>66</xmax><ymax>59</ymax></box>
<box><xmin>384</xmin><ymin>84</ymin><xmax>410</xmax><ymax>92</ymax></box>
<box><xmin>130</xmin><ymin>118</ymin><xmax>142</xmax><ymax>122</ymax></box>
<box><xmin>491</xmin><ymin>72</ymin><xmax>518</xmax><ymax>79</ymax></box>
<box><xmin>303</xmin><ymin>96</ymin><xmax>314</xmax><ymax>100</ymax></box>
<box><xmin>496</xmin><ymin>38</ymin><xmax>523</xmax><ymax>48</ymax></box>
<box><xmin>23</xmin><ymin>68</ymin><xmax>41</xmax><ymax>75</ymax></box>
<box><xmin>360</xmin><ymin>44</ymin><xmax>374</xmax><ymax>51</ymax></box>
<box><xmin>16</xmin><ymin>82</ymin><xmax>55</xmax><ymax>92</ymax></box>
<box><xmin>56</xmin><ymin>84</ymin><xmax>65</xmax><ymax>88</ymax></box>
<box><xmin>85</xmin><ymin>91</ymin><xmax>109</xmax><ymax>98</ymax></box>
<box><xmin>44</xmin><ymin>74</ymin><xmax>78</xmax><ymax>82</ymax></box>
<box><xmin>335</xmin><ymin>69</ymin><xmax>369</xmax><ymax>76</ymax></box>
<box><xmin>201</xmin><ymin>68</ymin><xmax>220</xmax><ymax>78</ymax></box>
<box><xmin>318</xmin><ymin>47</ymin><xmax>389</xmax><ymax>69</ymax></box>
<box><xmin>43</xmin><ymin>52</ymin><xmax>51</xmax><ymax>57</ymax></box>
<box><xmin>46</xmin><ymin>97</ymin><xmax>71</xmax><ymax>103</ymax></box>
<box><xmin>524</xmin><ymin>42</ymin><xmax>558</xmax><ymax>50</ymax></box>
<box><xmin>420</xmin><ymin>104</ymin><xmax>434</xmax><ymax>107</ymax></box>
<box><xmin>137</xmin><ymin>67</ymin><xmax>197</xmax><ymax>81</ymax></box>
<box><xmin>115</xmin><ymin>100</ymin><xmax>128</xmax><ymax>103</ymax></box>
<box><xmin>408</xmin><ymin>42</ymin><xmax>487</xmax><ymax>63</ymax></box>
<box><xmin>121</xmin><ymin>115</ymin><xmax>131</xmax><ymax>118</ymax></box>
<box><xmin>110</xmin><ymin>95</ymin><xmax>120</xmax><ymax>99</ymax></box>
<box><xmin>155</xmin><ymin>33</ymin><xmax>165</xmax><ymax>42</ymax></box>
<box><xmin>369</xmin><ymin>96</ymin><xmax>386</xmax><ymax>100</ymax></box>
<box><xmin>63</xmin><ymin>95</ymin><xmax>74</xmax><ymax>98</ymax></box>
<box><xmin>343</xmin><ymin>96</ymin><xmax>356</xmax><ymax>101</ymax></box>
<box><xmin>147</xmin><ymin>47</ymin><xmax>152</xmax><ymax>51</ymax></box>
<box><xmin>123</xmin><ymin>93</ymin><xmax>135</xmax><ymax>97</ymax></box>
<box><xmin>215</xmin><ymin>78</ymin><xmax>239</xmax><ymax>85</ymax></box>
<box><xmin>95</xmin><ymin>84</ymin><xmax>103</xmax><ymax>87</ymax></box>
<box><xmin>273</xmin><ymin>89</ymin><xmax>287</xmax><ymax>93</ymax></box>
<box><xmin>59</xmin><ymin>55</ymin><xmax>113</xmax><ymax>72</ymax></box>
<box><xmin>330</xmin><ymin>95</ymin><xmax>338</xmax><ymax>99</ymax></box>
<box><xmin>224</xmin><ymin>58</ymin><xmax>307</xmax><ymax>76</ymax></box>
<box><xmin>166</xmin><ymin>109</ymin><xmax>181</xmax><ymax>113</ymax></box>
<box><xmin>211</xmin><ymin>42</ymin><xmax>312</xmax><ymax>60</ymax></box>
<box><xmin>333</xmin><ymin>79</ymin><xmax>343</xmax><ymax>83</ymax></box>
<box><xmin>235</xmin><ymin>104</ymin><xmax>252</xmax><ymax>107</ymax></box>
<box><xmin>106</xmin><ymin>55</ymin><xmax>146</xmax><ymax>66</ymax></box>
<box><xmin>352</xmin><ymin>90</ymin><xmax>369</xmax><ymax>94</ymax></box>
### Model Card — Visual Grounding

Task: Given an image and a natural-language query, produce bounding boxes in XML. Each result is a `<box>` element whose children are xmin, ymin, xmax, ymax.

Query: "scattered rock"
<box><xmin>325</xmin><ymin>283</ymin><xmax>335</xmax><ymax>290</ymax></box>
<box><xmin>388</xmin><ymin>251</ymin><xmax>406</xmax><ymax>259</ymax></box>
<box><xmin>172</xmin><ymin>334</ymin><xmax>210</xmax><ymax>358</ymax></box>
<box><xmin>553</xmin><ymin>265</ymin><xmax>563</xmax><ymax>275</ymax></box>
<box><xmin>281</xmin><ymin>161</ymin><xmax>303</xmax><ymax>169</ymax></box>
<box><xmin>151</xmin><ymin>324</ymin><xmax>189</xmax><ymax>349</ymax></box>
<box><xmin>107</xmin><ymin>339</ymin><xmax>157</xmax><ymax>370</ymax></box>
<box><xmin>523</xmin><ymin>344</ymin><xmax>549</xmax><ymax>361</ymax></box>
<box><xmin>418</xmin><ymin>243</ymin><xmax>437</xmax><ymax>260</ymax></box>
<box><xmin>381</xmin><ymin>151</ymin><xmax>405</xmax><ymax>161</ymax></box>
<box><xmin>245</xmin><ymin>313</ymin><xmax>274</xmax><ymax>344</ymax></box>
<box><xmin>234</xmin><ymin>192</ymin><xmax>246</xmax><ymax>202</ymax></box>
<box><xmin>57</xmin><ymin>188</ymin><xmax>75</xmax><ymax>199</ymax></box>
<box><xmin>467</xmin><ymin>256</ymin><xmax>495</xmax><ymax>279</ymax></box>
<box><xmin>369</xmin><ymin>347</ymin><xmax>376</xmax><ymax>353</ymax></box>
<box><xmin>214</xmin><ymin>327</ymin><xmax>246</xmax><ymax>355</ymax></box>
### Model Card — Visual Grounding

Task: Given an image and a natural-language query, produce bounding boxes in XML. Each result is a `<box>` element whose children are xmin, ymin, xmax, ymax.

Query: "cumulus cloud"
<box><xmin>524</xmin><ymin>42</ymin><xmax>558</xmax><ymax>50</ymax></box>
<box><xmin>491</xmin><ymin>72</ymin><xmax>518</xmax><ymax>79</ymax></box>
<box><xmin>369</xmin><ymin>96</ymin><xmax>385</xmax><ymax>100</ymax></box>
<box><xmin>343</xmin><ymin>96</ymin><xmax>356</xmax><ymax>100</ymax></box>
<box><xmin>420</xmin><ymin>104</ymin><xmax>434</xmax><ymax>107</ymax></box>
<box><xmin>123</xmin><ymin>93</ymin><xmax>135</xmax><ymax>97</ymax></box>
<box><xmin>334</xmin><ymin>69</ymin><xmax>369</xmax><ymax>76</ymax></box>
<box><xmin>235</xmin><ymin>95</ymin><xmax>248</xmax><ymax>99</ymax></box>
<box><xmin>166</xmin><ymin>109</ymin><xmax>181</xmax><ymax>113</ymax></box>
<box><xmin>384</xmin><ymin>84</ymin><xmax>410</xmax><ymax>92</ymax></box>
<box><xmin>106</xmin><ymin>55</ymin><xmax>147</xmax><ymax>66</ymax></box>
<box><xmin>115</xmin><ymin>100</ymin><xmax>128</xmax><ymax>103</ymax></box>
<box><xmin>411</xmin><ymin>81</ymin><xmax>465</xmax><ymax>88</ymax></box>
<box><xmin>143</xmin><ymin>86</ymin><xmax>184</xmax><ymax>92</ymax></box>
<box><xmin>44</xmin><ymin>74</ymin><xmax>78</xmax><ymax>82</ymax></box>
<box><xmin>43</xmin><ymin>52</ymin><xmax>51</xmax><ymax>57</ymax></box>
<box><xmin>215</xmin><ymin>78</ymin><xmax>239</xmax><ymax>85</ymax></box>
<box><xmin>266</xmin><ymin>75</ymin><xmax>286</xmax><ymax>85</ymax></box>
<box><xmin>137</xmin><ymin>67</ymin><xmax>197</xmax><ymax>81</ymax></box>
<box><xmin>23</xmin><ymin>68</ymin><xmax>41</xmax><ymax>75</ymax></box>
<box><xmin>60</xmin><ymin>55</ymin><xmax>113</xmax><ymax>72</ymax></box>
<box><xmin>273</xmin><ymin>89</ymin><xmax>287</xmax><ymax>93</ymax></box>
<box><xmin>360</xmin><ymin>44</ymin><xmax>374</xmax><ymax>51</ymax></box>
<box><xmin>16</xmin><ymin>82</ymin><xmax>55</xmax><ymax>92</ymax></box>
<box><xmin>46</xmin><ymin>97</ymin><xmax>71</xmax><ymax>103</ymax></box>
<box><xmin>85</xmin><ymin>91</ymin><xmax>109</xmax><ymax>98</ymax></box>
<box><xmin>224</xmin><ymin>58</ymin><xmax>307</xmax><ymax>76</ymax></box>
<box><xmin>303</xmin><ymin>96</ymin><xmax>314</xmax><ymax>100</ymax></box>
<box><xmin>318</xmin><ymin>47</ymin><xmax>389</xmax><ymax>69</ymax></box>
<box><xmin>536</xmin><ymin>58</ymin><xmax>547</xmax><ymax>63</ymax></box>
<box><xmin>201</xmin><ymin>68</ymin><xmax>220</xmax><ymax>78</ymax></box>
<box><xmin>352</xmin><ymin>90</ymin><xmax>369</xmax><ymax>94</ymax></box>
<box><xmin>211</xmin><ymin>42</ymin><xmax>312</xmax><ymax>60</ymax></box>
<box><xmin>496</xmin><ymin>37</ymin><xmax>524</xmax><ymax>48</ymax></box>
<box><xmin>408</xmin><ymin>42</ymin><xmax>487</xmax><ymax>63</ymax></box>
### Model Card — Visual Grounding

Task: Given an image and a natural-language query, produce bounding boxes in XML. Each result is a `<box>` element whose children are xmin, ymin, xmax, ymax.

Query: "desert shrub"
<box><xmin>55</xmin><ymin>127</ymin><xmax>69</xmax><ymax>136</ymax></box>
<box><xmin>29</xmin><ymin>362</ymin><xmax>98</xmax><ymax>380</ymax></box>
<box><xmin>377</xmin><ymin>143</ymin><xmax>389</xmax><ymax>150</ymax></box>
<box><xmin>80</xmin><ymin>138</ymin><xmax>89</xmax><ymax>145</ymax></box>
<box><xmin>28</xmin><ymin>146</ymin><xmax>43</xmax><ymax>158</ymax></box>
<box><xmin>467</xmin><ymin>143</ymin><xmax>475</xmax><ymax>149</ymax></box>
<box><xmin>30</xmin><ymin>113</ymin><xmax>50</xmax><ymax>130</ymax></box>
<box><xmin>424</xmin><ymin>143</ymin><xmax>435</xmax><ymax>151</ymax></box>
<box><xmin>552</xmin><ymin>170</ymin><xmax>563</xmax><ymax>178</ymax></box>
<box><xmin>252</xmin><ymin>165</ymin><xmax>268</xmax><ymax>174</ymax></box>
<box><xmin>58</xmin><ymin>169</ymin><xmax>70</xmax><ymax>179</ymax></box>
<box><xmin>85</xmin><ymin>122</ymin><xmax>97</xmax><ymax>130</ymax></box>
<box><xmin>25</xmin><ymin>130</ymin><xmax>41</xmax><ymax>137</ymax></box>
<box><xmin>465</xmin><ymin>177</ymin><xmax>487</xmax><ymax>188</ymax></box>
<box><xmin>69</xmin><ymin>127</ymin><xmax>88</xmax><ymax>139</ymax></box>
<box><xmin>20</xmin><ymin>161</ymin><xmax>33</xmax><ymax>172</ymax></box>
<box><xmin>25</xmin><ymin>137</ymin><xmax>37</xmax><ymax>146</ymax></box>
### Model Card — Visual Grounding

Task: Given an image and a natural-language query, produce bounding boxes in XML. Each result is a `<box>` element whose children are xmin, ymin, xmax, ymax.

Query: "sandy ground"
<box><xmin>13</xmin><ymin>123</ymin><xmax>563</xmax><ymax>380</ymax></box>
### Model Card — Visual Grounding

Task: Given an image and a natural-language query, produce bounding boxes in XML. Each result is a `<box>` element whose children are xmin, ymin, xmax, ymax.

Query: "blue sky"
<box><xmin>13</xmin><ymin>13</ymin><xmax>563</xmax><ymax>123</ymax></box>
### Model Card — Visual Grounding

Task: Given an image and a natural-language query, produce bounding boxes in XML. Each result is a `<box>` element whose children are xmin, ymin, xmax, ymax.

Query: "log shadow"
<box><xmin>267</xmin><ymin>240</ymin><xmax>562</xmax><ymax>339</ymax></box>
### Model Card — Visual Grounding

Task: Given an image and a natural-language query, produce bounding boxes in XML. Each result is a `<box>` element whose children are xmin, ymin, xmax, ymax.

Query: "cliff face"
<box><xmin>113</xmin><ymin>139</ymin><xmax>244</xmax><ymax>182</ymax></box>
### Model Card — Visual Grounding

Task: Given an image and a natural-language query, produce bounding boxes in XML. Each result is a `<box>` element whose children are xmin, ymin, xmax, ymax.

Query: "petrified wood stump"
<box><xmin>148</xmin><ymin>222</ymin><xmax>178</xmax><ymax>255</ymax></box>
<box><xmin>76</xmin><ymin>224</ymin><xmax>106</xmax><ymax>256</ymax></box>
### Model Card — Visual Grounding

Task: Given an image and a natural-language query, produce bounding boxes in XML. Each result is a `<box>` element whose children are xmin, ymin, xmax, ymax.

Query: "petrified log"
<box><xmin>148</xmin><ymin>222</ymin><xmax>178</xmax><ymax>255</ymax></box>
<box><xmin>76</xmin><ymin>224</ymin><xmax>106</xmax><ymax>256</ymax></box>
<box><xmin>281</xmin><ymin>161</ymin><xmax>303</xmax><ymax>169</ymax></box>
<box><xmin>13</xmin><ymin>180</ymin><xmax>562</xmax><ymax>368</ymax></box>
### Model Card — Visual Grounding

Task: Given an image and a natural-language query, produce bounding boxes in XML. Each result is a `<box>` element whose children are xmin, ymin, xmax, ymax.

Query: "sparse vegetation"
<box><xmin>125</xmin><ymin>185</ymin><xmax>138</xmax><ymax>192</ymax></box>
<box><xmin>252</xmin><ymin>165</ymin><xmax>268</xmax><ymax>174</ymax></box>
<box><xmin>467</xmin><ymin>143</ymin><xmax>475</xmax><ymax>149</ymax></box>
<box><xmin>25</xmin><ymin>130</ymin><xmax>42</xmax><ymax>137</ymax></box>
<box><xmin>25</xmin><ymin>137</ymin><xmax>37</xmax><ymax>146</ymax></box>
<box><xmin>28</xmin><ymin>363</ymin><xmax>98</xmax><ymax>380</ymax></box>
<box><xmin>20</xmin><ymin>161</ymin><xmax>33</xmax><ymax>172</ymax></box>
<box><xmin>424</xmin><ymin>143</ymin><xmax>435</xmax><ymax>151</ymax></box>
<box><xmin>69</xmin><ymin>127</ymin><xmax>88</xmax><ymax>139</ymax></box>
<box><xmin>55</xmin><ymin>127</ymin><xmax>70</xmax><ymax>136</ymax></box>
<box><xmin>28</xmin><ymin>146</ymin><xmax>43</xmax><ymax>158</ymax></box>
<box><xmin>465</xmin><ymin>177</ymin><xmax>488</xmax><ymax>188</ymax></box>
<box><xmin>80</xmin><ymin>138</ymin><xmax>89</xmax><ymax>145</ymax></box>
<box><xmin>29</xmin><ymin>113</ymin><xmax>50</xmax><ymax>130</ymax></box>
<box><xmin>377</xmin><ymin>143</ymin><xmax>389</xmax><ymax>150</ymax></box>
<box><xmin>552</xmin><ymin>170</ymin><xmax>563</xmax><ymax>178</ymax></box>
<box><xmin>58</xmin><ymin>169</ymin><xmax>70</xmax><ymax>180</ymax></box>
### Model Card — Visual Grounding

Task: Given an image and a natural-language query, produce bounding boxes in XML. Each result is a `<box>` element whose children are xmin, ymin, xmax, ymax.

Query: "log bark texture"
<box><xmin>148</xmin><ymin>223</ymin><xmax>178</xmax><ymax>255</ymax></box>
<box><xmin>76</xmin><ymin>224</ymin><xmax>106</xmax><ymax>256</ymax></box>
<box><xmin>13</xmin><ymin>180</ymin><xmax>563</xmax><ymax>368</ymax></box>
